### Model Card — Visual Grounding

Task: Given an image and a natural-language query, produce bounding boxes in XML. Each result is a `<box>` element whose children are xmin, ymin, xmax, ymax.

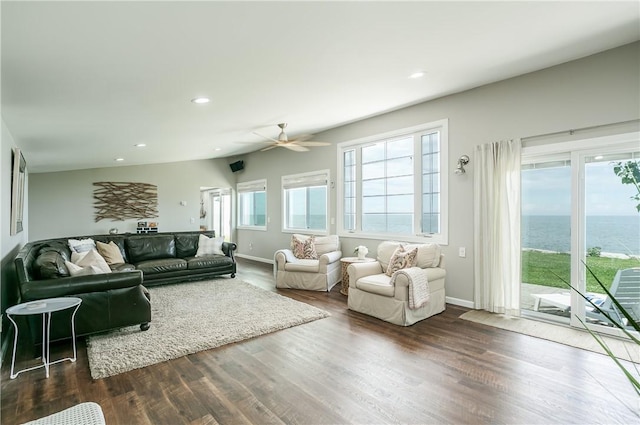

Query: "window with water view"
<box><xmin>339</xmin><ymin>120</ymin><xmax>448</xmax><ymax>244</ymax></box>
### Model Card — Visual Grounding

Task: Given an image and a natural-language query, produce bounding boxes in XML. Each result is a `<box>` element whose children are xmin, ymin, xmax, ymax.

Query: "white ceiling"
<box><xmin>2</xmin><ymin>1</ymin><xmax>639</xmax><ymax>173</ymax></box>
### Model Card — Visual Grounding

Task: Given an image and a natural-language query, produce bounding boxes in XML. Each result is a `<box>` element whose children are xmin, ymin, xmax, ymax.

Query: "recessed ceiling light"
<box><xmin>135</xmin><ymin>143</ymin><xmax>147</xmax><ymax>148</ymax></box>
<box><xmin>214</xmin><ymin>148</ymin><xmax>221</xmax><ymax>151</ymax></box>
<box><xmin>114</xmin><ymin>158</ymin><xmax>124</xmax><ymax>162</ymax></box>
<box><xmin>191</xmin><ymin>97</ymin><xmax>210</xmax><ymax>104</ymax></box>
<box><xmin>594</xmin><ymin>155</ymin><xmax>604</xmax><ymax>160</ymax></box>
<box><xmin>409</xmin><ymin>71</ymin><xmax>426</xmax><ymax>79</ymax></box>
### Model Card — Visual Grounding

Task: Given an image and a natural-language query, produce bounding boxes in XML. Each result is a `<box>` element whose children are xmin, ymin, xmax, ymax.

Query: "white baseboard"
<box><xmin>446</xmin><ymin>296</ymin><xmax>474</xmax><ymax>309</ymax></box>
<box><xmin>236</xmin><ymin>253</ymin><xmax>274</xmax><ymax>265</ymax></box>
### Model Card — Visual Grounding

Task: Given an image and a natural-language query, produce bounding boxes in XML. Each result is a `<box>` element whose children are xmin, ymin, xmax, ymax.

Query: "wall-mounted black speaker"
<box><xmin>230</xmin><ymin>160</ymin><xmax>244</xmax><ymax>172</ymax></box>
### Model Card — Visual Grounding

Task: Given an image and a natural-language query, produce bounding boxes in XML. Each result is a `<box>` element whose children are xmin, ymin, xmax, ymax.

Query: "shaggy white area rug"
<box><xmin>460</xmin><ymin>310</ymin><xmax>639</xmax><ymax>363</ymax></box>
<box><xmin>87</xmin><ymin>279</ymin><xmax>330</xmax><ymax>379</ymax></box>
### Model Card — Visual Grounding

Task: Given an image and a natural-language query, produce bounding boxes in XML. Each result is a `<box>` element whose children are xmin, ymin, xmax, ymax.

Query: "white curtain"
<box><xmin>473</xmin><ymin>139</ymin><xmax>522</xmax><ymax>315</ymax></box>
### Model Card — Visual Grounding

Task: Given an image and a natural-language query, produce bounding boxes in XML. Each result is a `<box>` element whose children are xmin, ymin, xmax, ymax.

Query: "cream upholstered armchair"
<box><xmin>275</xmin><ymin>234</ymin><xmax>342</xmax><ymax>292</ymax></box>
<box><xmin>347</xmin><ymin>241</ymin><xmax>446</xmax><ymax>326</ymax></box>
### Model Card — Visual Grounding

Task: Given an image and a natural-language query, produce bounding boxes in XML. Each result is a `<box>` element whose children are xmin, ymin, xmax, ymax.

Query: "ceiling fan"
<box><xmin>252</xmin><ymin>123</ymin><xmax>331</xmax><ymax>152</ymax></box>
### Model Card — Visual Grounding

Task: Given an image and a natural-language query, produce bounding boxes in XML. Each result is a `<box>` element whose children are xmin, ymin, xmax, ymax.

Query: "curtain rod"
<box><xmin>521</xmin><ymin>119</ymin><xmax>639</xmax><ymax>142</ymax></box>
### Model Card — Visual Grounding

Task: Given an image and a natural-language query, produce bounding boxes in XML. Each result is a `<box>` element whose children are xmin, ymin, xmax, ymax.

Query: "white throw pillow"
<box><xmin>68</xmin><ymin>238</ymin><xmax>96</xmax><ymax>253</ymax></box>
<box><xmin>65</xmin><ymin>261</ymin><xmax>102</xmax><ymax>276</ymax></box>
<box><xmin>195</xmin><ymin>234</ymin><xmax>224</xmax><ymax>256</ymax></box>
<box><xmin>71</xmin><ymin>250</ymin><xmax>89</xmax><ymax>264</ymax></box>
<box><xmin>72</xmin><ymin>249</ymin><xmax>112</xmax><ymax>274</ymax></box>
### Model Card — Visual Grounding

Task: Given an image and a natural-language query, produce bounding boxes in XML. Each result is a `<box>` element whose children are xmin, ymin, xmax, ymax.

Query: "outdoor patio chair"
<box><xmin>587</xmin><ymin>267</ymin><xmax>640</xmax><ymax>328</ymax></box>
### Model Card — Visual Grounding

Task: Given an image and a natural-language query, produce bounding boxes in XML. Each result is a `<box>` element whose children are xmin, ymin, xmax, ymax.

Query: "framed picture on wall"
<box><xmin>10</xmin><ymin>147</ymin><xmax>26</xmax><ymax>235</ymax></box>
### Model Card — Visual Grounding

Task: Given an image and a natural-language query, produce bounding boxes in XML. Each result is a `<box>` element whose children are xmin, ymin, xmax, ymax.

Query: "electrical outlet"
<box><xmin>459</xmin><ymin>247</ymin><xmax>466</xmax><ymax>258</ymax></box>
<box><xmin>249</xmin><ymin>242</ymin><xmax>253</xmax><ymax>250</ymax></box>
<box><xmin>190</xmin><ymin>217</ymin><xmax>195</xmax><ymax>224</ymax></box>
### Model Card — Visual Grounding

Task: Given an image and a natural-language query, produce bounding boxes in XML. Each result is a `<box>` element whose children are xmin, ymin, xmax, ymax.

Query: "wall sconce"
<box><xmin>455</xmin><ymin>155</ymin><xmax>470</xmax><ymax>174</ymax></box>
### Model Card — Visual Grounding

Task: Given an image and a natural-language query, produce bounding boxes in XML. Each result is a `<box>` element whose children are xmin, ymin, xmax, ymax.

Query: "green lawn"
<box><xmin>521</xmin><ymin>250</ymin><xmax>639</xmax><ymax>293</ymax></box>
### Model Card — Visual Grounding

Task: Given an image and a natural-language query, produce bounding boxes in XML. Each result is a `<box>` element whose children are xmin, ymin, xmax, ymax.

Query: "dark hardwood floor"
<box><xmin>2</xmin><ymin>258</ymin><xmax>638</xmax><ymax>424</ymax></box>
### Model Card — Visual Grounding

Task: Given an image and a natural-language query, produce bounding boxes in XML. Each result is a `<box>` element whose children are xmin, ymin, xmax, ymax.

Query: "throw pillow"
<box><xmin>72</xmin><ymin>249</ymin><xmax>112</xmax><ymax>274</ymax></box>
<box><xmin>35</xmin><ymin>251</ymin><xmax>71</xmax><ymax>279</ymax></box>
<box><xmin>96</xmin><ymin>241</ymin><xmax>125</xmax><ymax>265</ymax></box>
<box><xmin>68</xmin><ymin>238</ymin><xmax>96</xmax><ymax>253</ymax></box>
<box><xmin>385</xmin><ymin>245</ymin><xmax>418</xmax><ymax>277</ymax></box>
<box><xmin>292</xmin><ymin>235</ymin><xmax>318</xmax><ymax>259</ymax></box>
<box><xmin>195</xmin><ymin>234</ymin><xmax>225</xmax><ymax>256</ymax></box>
<box><xmin>65</xmin><ymin>261</ymin><xmax>102</xmax><ymax>277</ymax></box>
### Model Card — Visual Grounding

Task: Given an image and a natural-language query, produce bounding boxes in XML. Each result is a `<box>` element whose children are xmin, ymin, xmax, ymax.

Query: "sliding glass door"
<box><xmin>521</xmin><ymin>134</ymin><xmax>639</xmax><ymax>335</ymax></box>
<box><xmin>521</xmin><ymin>158</ymin><xmax>572</xmax><ymax>324</ymax></box>
<box><xmin>579</xmin><ymin>154</ymin><xmax>639</xmax><ymax>329</ymax></box>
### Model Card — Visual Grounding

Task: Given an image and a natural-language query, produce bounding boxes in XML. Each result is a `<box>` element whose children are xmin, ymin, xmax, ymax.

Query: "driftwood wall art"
<box><xmin>93</xmin><ymin>182</ymin><xmax>159</xmax><ymax>222</ymax></box>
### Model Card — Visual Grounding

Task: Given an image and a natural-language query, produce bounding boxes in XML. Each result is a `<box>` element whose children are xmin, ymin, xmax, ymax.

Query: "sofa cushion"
<box><xmin>96</xmin><ymin>241</ymin><xmax>125</xmax><ymax>265</ymax></box>
<box><xmin>291</xmin><ymin>234</ymin><xmax>339</xmax><ymax>256</ymax></box>
<box><xmin>126</xmin><ymin>235</ymin><xmax>176</xmax><ymax>264</ymax></box>
<box><xmin>187</xmin><ymin>255</ymin><xmax>233</xmax><ymax>270</ymax></box>
<box><xmin>284</xmin><ymin>259</ymin><xmax>320</xmax><ymax>273</ymax></box>
<box><xmin>404</xmin><ymin>243</ymin><xmax>442</xmax><ymax>268</ymax></box>
<box><xmin>136</xmin><ymin>258</ymin><xmax>187</xmax><ymax>274</ymax></box>
<box><xmin>175</xmin><ymin>234</ymin><xmax>200</xmax><ymax>257</ymax></box>
<box><xmin>110</xmin><ymin>263</ymin><xmax>136</xmax><ymax>272</ymax></box>
<box><xmin>377</xmin><ymin>241</ymin><xmax>401</xmax><ymax>272</ymax></box>
<box><xmin>196</xmin><ymin>234</ymin><xmax>225</xmax><ymax>256</ymax></box>
<box><xmin>355</xmin><ymin>274</ymin><xmax>395</xmax><ymax>297</ymax></box>
<box><xmin>34</xmin><ymin>251</ymin><xmax>70</xmax><ymax>279</ymax></box>
<box><xmin>377</xmin><ymin>241</ymin><xmax>441</xmax><ymax>272</ymax></box>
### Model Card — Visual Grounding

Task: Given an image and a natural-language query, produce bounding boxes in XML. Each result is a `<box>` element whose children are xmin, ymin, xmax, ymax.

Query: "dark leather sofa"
<box><xmin>14</xmin><ymin>231</ymin><xmax>237</xmax><ymax>344</ymax></box>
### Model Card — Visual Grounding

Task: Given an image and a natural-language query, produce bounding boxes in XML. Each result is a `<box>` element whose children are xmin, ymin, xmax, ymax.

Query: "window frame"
<box><xmin>336</xmin><ymin>119</ymin><xmax>449</xmax><ymax>245</ymax></box>
<box><xmin>281</xmin><ymin>169</ymin><xmax>330</xmax><ymax>235</ymax></box>
<box><xmin>236</xmin><ymin>179</ymin><xmax>267</xmax><ymax>231</ymax></box>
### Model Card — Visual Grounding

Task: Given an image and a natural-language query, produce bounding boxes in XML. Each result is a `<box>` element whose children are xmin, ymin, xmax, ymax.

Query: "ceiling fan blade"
<box><xmin>283</xmin><ymin>144</ymin><xmax>310</xmax><ymax>152</ymax></box>
<box><xmin>237</xmin><ymin>140</ymin><xmax>272</xmax><ymax>145</ymax></box>
<box><xmin>295</xmin><ymin>141</ymin><xmax>331</xmax><ymax>147</ymax></box>
<box><xmin>252</xmin><ymin>131</ymin><xmax>280</xmax><ymax>144</ymax></box>
<box><xmin>290</xmin><ymin>134</ymin><xmax>314</xmax><ymax>142</ymax></box>
<box><xmin>261</xmin><ymin>145</ymin><xmax>279</xmax><ymax>152</ymax></box>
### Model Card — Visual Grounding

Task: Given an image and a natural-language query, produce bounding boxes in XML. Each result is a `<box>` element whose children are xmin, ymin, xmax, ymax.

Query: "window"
<box><xmin>237</xmin><ymin>179</ymin><xmax>267</xmax><ymax>229</ymax></box>
<box><xmin>338</xmin><ymin>119</ymin><xmax>448</xmax><ymax>244</ymax></box>
<box><xmin>282</xmin><ymin>170</ymin><xmax>329</xmax><ymax>233</ymax></box>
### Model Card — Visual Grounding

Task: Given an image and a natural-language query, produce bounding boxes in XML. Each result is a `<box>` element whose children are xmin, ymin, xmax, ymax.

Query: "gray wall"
<box><xmin>235</xmin><ymin>42</ymin><xmax>640</xmax><ymax>305</ymax></box>
<box><xmin>1</xmin><ymin>119</ymin><xmax>29</xmax><ymax>360</ymax></box>
<box><xmin>29</xmin><ymin>159</ymin><xmax>236</xmax><ymax>240</ymax></box>
<box><xmin>20</xmin><ymin>43</ymin><xmax>640</xmax><ymax>306</ymax></box>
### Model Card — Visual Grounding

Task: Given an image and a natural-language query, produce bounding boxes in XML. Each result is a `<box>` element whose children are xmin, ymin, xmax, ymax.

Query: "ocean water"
<box><xmin>522</xmin><ymin>215</ymin><xmax>640</xmax><ymax>255</ymax></box>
